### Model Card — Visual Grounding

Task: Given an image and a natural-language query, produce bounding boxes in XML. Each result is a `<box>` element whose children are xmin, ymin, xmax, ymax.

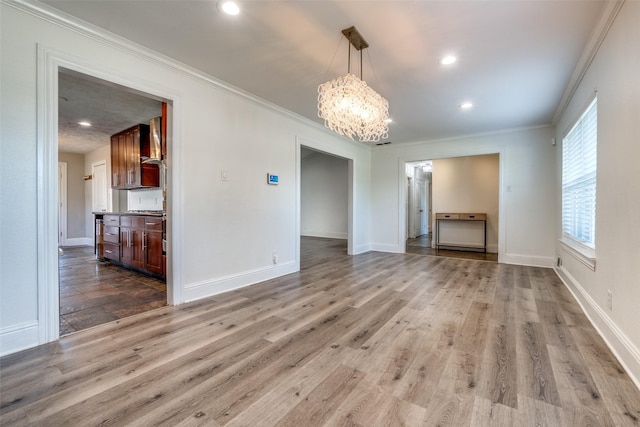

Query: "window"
<box><xmin>562</xmin><ymin>97</ymin><xmax>597</xmax><ymax>250</ymax></box>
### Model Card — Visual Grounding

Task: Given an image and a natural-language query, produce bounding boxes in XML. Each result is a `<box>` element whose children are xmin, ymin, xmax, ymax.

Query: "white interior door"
<box><xmin>418</xmin><ymin>178</ymin><xmax>427</xmax><ymax>236</ymax></box>
<box><xmin>414</xmin><ymin>178</ymin><xmax>424</xmax><ymax>237</ymax></box>
<box><xmin>407</xmin><ymin>177</ymin><xmax>416</xmax><ymax>239</ymax></box>
<box><xmin>92</xmin><ymin>161</ymin><xmax>108</xmax><ymax>213</ymax></box>
<box><xmin>58</xmin><ymin>162</ymin><xmax>67</xmax><ymax>246</ymax></box>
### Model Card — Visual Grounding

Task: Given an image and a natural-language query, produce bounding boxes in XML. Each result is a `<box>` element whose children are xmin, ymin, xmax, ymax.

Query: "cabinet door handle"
<box><xmin>142</xmin><ymin>232</ymin><xmax>147</xmax><ymax>251</ymax></box>
<box><xmin>127</xmin><ymin>229</ymin><xmax>132</xmax><ymax>247</ymax></box>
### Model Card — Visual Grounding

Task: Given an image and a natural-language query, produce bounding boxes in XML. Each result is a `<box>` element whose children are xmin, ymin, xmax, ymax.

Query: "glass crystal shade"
<box><xmin>318</xmin><ymin>73</ymin><xmax>389</xmax><ymax>143</ymax></box>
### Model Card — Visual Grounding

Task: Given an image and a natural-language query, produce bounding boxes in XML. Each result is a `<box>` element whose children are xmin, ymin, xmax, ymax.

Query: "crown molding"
<box><xmin>552</xmin><ymin>0</ymin><xmax>625</xmax><ymax>124</ymax></box>
<box><xmin>375</xmin><ymin>123</ymin><xmax>552</xmax><ymax>151</ymax></box>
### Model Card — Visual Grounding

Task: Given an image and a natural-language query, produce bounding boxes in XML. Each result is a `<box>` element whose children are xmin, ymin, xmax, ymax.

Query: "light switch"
<box><xmin>221</xmin><ymin>170</ymin><xmax>228</xmax><ymax>181</ymax></box>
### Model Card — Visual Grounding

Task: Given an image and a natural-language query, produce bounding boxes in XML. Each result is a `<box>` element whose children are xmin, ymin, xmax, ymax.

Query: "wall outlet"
<box><xmin>272</xmin><ymin>252</ymin><xmax>278</xmax><ymax>264</ymax></box>
<box><xmin>607</xmin><ymin>290</ymin><xmax>612</xmax><ymax>310</ymax></box>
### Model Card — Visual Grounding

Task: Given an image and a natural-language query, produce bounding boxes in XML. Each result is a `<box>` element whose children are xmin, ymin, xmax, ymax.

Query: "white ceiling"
<box><xmin>47</xmin><ymin>0</ymin><xmax>606</xmax><ymax>147</ymax></box>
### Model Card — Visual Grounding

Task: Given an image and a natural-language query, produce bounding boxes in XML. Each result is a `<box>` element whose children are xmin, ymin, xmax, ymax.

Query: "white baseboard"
<box><xmin>62</xmin><ymin>237</ymin><xmax>92</xmax><ymax>247</ymax></box>
<box><xmin>369</xmin><ymin>243</ymin><xmax>404</xmax><ymax>253</ymax></box>
<box><xmin>183</xmin><ymin>261</ymin><xmax>298</xmax><ymax>303</ymax></box>
<box><xmin>502</xmin><ymin>253</ymin><xmax>556</xmax><ymax>268</ymax></box>
<box><xmin>301</xmin><ymin>231</ymin><xmax>347</xmax><ymax>239</ymax></box>
<box><xmin>352</xmin><ymin>243</ymin><xmax>371</xmax><ymax>255</ymax></box>
<box><xmin>0</xmin><ymin>321</ymin><xmax>39</xmax><ymax>357</ymax></box>
<box><xmin>556</xmin><ymin>266</ymin><xmax>640</xmax><ymax>392</ymax></box>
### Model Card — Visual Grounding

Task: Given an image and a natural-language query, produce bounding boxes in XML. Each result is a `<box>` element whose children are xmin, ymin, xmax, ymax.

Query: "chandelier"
<box><xmin>318</xmin><ymin>27</ymin><xmax>390</xmax><ymax>143</ymax></box>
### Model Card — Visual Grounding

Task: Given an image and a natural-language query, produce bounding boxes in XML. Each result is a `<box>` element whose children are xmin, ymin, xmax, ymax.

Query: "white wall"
<box><xmin>555</xmin><ymin>2</ymin><xmax>640</xmax><ymax>388</ymax></box>
<box><xmin>301</xmin><ymin>151</ymin><xmax>348</xmax><ymax>239</ymax></box>
<box><xmin>0</xmin><ymin>2</ymin><xmax>371</xmax><ymax>356</ymax></box>
<box><xmin>432</xmin><ymin>154</ymin><xmax>499</xmax><ymax>252</ymax></box>
<box><xmin>370</xmin><ymin>125</ymin><xmax>558</xmax><ymax>267</ymax></box>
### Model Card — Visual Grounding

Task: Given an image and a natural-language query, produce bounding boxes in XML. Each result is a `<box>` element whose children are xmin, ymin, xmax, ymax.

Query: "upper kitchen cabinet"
<box><xmin>110</xmin><ymin>124</ymin><xmax>160</xmax><ymax>189</ymax></box>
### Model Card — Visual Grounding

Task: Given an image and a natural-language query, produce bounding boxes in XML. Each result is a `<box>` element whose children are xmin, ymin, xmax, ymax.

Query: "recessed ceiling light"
<box><xmin>440</xmin><ymin>55</ymin><xmax>457</xmax><ymax>65</ymax></box>
<box><xmin>219</xmin><ymin>1</ymin><xmax>240</xmax><ymax>15</ymax></box>
<box><xmin>460</xmin><ymin>102</ymin><xmax>473</xmax><ymax>110</ymax></box>
<box><xmin>78</xmin><ymin>121</ymin><xmax>92</xmax><ymax>127</ymax></box>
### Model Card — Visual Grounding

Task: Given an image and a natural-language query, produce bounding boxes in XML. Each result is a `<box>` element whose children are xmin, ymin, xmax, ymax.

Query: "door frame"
<box><xmin>36</xmin><ymin>45</ymin><xmax>182</xmax><ymax>345</ymax></box>
<box><xmin>398</xmin><ymin>151</ymin><xmax>506</xmax><ymax>262</ymax></box>
<box><xmin>295</xmin><ymin>136</ymin><xmax>356</xmax><ymax>265</ymax></box>
<box><xmin>58</xmin><ymin>162</ymin><xmax>67</xmax><ymax>247</ymax></box>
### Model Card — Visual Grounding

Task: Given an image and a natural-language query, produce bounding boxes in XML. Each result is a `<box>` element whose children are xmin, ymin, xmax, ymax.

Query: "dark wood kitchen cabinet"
<box><xmin>110</xmin><ymin>124</ymin><xmax>159</xmax><ymax>189</ymax></box>
<box><xmin>127</xmin><ymin>216</ymin><xmax>163</xmax><ymax>275</ymax></box>
<box><xmin>131</xmin><ymin>217</ymin><xmax>145</xmax><ymax>270</ymax></box>
<box><xmin>144</xmin><ymin>217</ymin><xmax>164</xmax><ymax>275</ymax></box>
<box><xmin>119</xmin><ymin>216</ymin><xmax>133</xmax><ymax>264</ymax></box>
<box><xmin>102</xmin><ymin>215</ymin><xmax>120</xmax><ymax>262</ymax></box>
<box><xmin>95</xmin><ymin>213</ymin><xmax>165</xmax><ymax>278</ymax></box>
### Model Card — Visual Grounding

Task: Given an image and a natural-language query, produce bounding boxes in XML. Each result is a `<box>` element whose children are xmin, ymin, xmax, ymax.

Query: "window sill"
<box><xmin>559</xmin><ymin>238</ymin><xmax>596</xmax><ymax>271</ymax></box>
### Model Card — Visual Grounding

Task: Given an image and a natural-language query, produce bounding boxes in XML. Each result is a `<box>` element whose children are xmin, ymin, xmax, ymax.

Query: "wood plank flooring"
<box><xmin>1</xmin><ymin>237</ymin><xmax>639</xmax><ymax>426</ymax></box>
<box><xmin>59</xmin><ymin>246</ymin><xmax>166</xmax><ymax>335</ymax></box>
<box><xmin>406</xmin><ymin>234</ymin><xmax>498</xmax><ymax>262</ymax></box>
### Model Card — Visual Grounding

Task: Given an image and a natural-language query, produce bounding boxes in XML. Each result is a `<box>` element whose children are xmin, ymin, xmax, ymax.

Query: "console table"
<box><xmin>435</xmin><ymin>213</ymin><xmax>487</xmax><ymax>253</ymax></box>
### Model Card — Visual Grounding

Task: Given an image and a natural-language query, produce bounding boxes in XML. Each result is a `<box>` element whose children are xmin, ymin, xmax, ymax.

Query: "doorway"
<box><xmin>404</xmin><ymin>154</ymin><xmax>500</xmax><ymax>262</ymax></box>
<box><xmin>57</xmin><ymin>69</ymin><xmax>170</xmax><ymax>334</ymax></box>
<box><xmin>299</xmin><ymin>145</ymin><xmax>351</xmax><ymax>265</ymax></box>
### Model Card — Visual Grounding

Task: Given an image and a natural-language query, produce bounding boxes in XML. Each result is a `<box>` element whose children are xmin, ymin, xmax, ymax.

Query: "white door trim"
<box><xmin>58</xmin><ymin>162</ymin><xmax>67</xmax><ymax>247</ymax></box>
<box><xmin>398</xmin><ymin>149</ymin><xmax>506</xmax><ymax>262</ymax></box>
<box><xmin>36</xmin><ymin>44</ymin><xmax>183</xmax><ymax>347</ymax></box>
<box><xmin>296</xmin><ymin>136</ymin><xmax>356</xmax><ymax>266</ymax></box>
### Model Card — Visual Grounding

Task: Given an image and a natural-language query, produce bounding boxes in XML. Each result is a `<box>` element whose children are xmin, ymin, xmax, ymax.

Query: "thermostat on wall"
<box><xmin>267</xmin><ymin>173</ymin><xmax>279</xmax><ymax>185</ymax></box>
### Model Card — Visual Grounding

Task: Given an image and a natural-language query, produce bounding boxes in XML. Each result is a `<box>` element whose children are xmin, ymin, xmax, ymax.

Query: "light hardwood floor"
<box><xmin>1</xmin><ymin>237</ymin><xmax>639</xmax><ymax>426</ymax></box>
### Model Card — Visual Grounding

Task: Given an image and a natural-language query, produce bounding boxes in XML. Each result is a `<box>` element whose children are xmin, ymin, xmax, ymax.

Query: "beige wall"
<box><xmin>432</xmin><ymin>154</ymin><xmax>499</xmax><ymax>252</ymax></box>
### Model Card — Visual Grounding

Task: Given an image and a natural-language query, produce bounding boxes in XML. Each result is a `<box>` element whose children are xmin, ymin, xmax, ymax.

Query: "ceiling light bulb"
<box><xmin>220</xmin><ymin>1</ymin><xmax>240</xmax><ymax>15</ymax></box>
<box><xmin>78</xmin><ymin>121</ymin><xmax>92</xmax><ymax>127</ymax></box>
<box><xmin>440</xmin><ymin>55</ymin><xmax>457</xmax><ymax>65</ymax></box>
<box><xmin>460</xmin><ymin>102</ymin><xmax>473</xmax><ymax>110</ymax></box>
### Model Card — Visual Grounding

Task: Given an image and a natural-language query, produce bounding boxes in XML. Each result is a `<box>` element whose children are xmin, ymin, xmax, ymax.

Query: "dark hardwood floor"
<box><xmin>407</xmin><ymin>233</ymin><xmax>498</xmax><ymax>262</ymax></box>
<box><xmin>59</xmin><ymin>246</ymin><xmax>166</xmax><ymax>335</ymax></box>
<box><xmin>1</xmin><ymin>237</ymin><xmax>639</xmax><ymax>425</ymax></box>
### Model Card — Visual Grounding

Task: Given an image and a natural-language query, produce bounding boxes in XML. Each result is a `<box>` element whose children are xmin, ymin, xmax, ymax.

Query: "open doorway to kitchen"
<box><xmin>57</xmin><ymin>68</ymin><xmax>170</xmax><ymax>334</ymax></box>
<box><xmin>405</xmin><ymin>154</ymin><xmax>499</xmax><ymax>262</ymax></box>
<box><xmin>299</xmin><ymin>146</ymin><xmax>350</xmax><ymax>266</ymax></box>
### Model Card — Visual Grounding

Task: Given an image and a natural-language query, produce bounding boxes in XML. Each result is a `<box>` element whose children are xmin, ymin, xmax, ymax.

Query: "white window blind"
<box><xmin>562</xmin><ymin>97</ymin><xmax>597</xmax><ymax>248</ymax></box>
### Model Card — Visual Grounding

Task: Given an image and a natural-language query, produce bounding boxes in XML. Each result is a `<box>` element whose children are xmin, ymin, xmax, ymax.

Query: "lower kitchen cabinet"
<box><xmin>145</xmin><ymin>229</ymin><xmax>163</xmax><ymax>275</ymax></box>
<box><xmin>120</xmin><ymin>216</ymin><xmax>133</xmax><ymax>264</ymax></box>
<box><xmin>94</xmin><ymin>213</ymin><xmax>165</xmax><ymax>278</ymax></box>
<box><xmin>131</xmin><ymin>217</ymin><xmax>146</xmax><ymax>269</ymax></box>
<box><xmin>103</xmin><ymin>219</ymin><xmax>120</xmax><ymax>262</ymax></box>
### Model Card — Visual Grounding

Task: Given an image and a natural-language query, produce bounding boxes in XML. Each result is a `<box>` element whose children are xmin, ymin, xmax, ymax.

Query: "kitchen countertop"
<box><xmin>93</xmin><ymin>211</ymin><xmax>164</xmax><ymax>217</ymax></box>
